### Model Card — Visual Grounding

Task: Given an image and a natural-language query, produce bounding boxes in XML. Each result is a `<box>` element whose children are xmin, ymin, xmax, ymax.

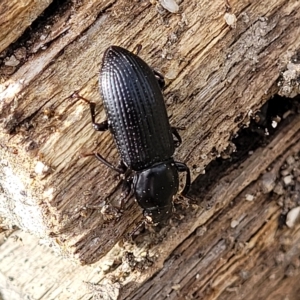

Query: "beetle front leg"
<box><xmin>107</xmin><ymin>176</ymin><xmax>133</xmax><ymax>224</ymax></box>
<box><xmin>118</xmin><ymin>175</ymin><xmax>133</xmax><ymax>210</ymax></box>
<box><xmin>175</xmin><ymin>162</ymin><xmax>191</xmax><ymax>196</ymax></box>
<box><xmin>127</xmin><ymin>219</ymin><xmax>146</xmax><ymax>240</ymax></box>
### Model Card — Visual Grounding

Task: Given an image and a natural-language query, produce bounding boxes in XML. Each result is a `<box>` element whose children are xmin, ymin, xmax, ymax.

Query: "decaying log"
<box><xmin>1</xmin><ymin>107</ymin><xmax>300</xmax><ymax>300</ymax></box>
<box><xmin>0</xmin><ymin>0</ymin><xmax>53</xmax><ymax>54</ymax></box>
<box><xmin>0</xmin><ymin>0</ymin><xmax>300</xmax><ymax>299</ymax></box>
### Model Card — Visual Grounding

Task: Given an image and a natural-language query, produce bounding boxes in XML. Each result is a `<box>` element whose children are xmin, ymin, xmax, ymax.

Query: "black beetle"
<box><xmin>76</xmin><ymin>46</ymin><xmax>190</xmax><ymax>225</ymax></box>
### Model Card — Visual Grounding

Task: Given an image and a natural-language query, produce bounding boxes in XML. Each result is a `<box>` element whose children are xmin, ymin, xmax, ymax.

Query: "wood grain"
<box><xmin>1</xmin><ymin>112</ymin><xmax>300</xmax><ymax>299</ymax></box>
<box><xmin>0</xmin><ymin>0</ymin><xmax>53</xmax><ymax>54</ymax></box>
<box><xmin>0</xmin><ymin>1</ymin><xmax>299</xmax><ymax>294</ymax></box>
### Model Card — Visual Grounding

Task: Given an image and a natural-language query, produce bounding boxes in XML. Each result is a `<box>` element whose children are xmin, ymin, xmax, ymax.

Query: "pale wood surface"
<box><xmin>0</xmin><ymin>0</ymin><xmax>300</xmax><ymax>299</ymax></box>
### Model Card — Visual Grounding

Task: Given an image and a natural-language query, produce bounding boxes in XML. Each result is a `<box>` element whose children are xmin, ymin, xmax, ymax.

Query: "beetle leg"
<box><xmin>71</xmin><ymin>92</ymin><xmax>109</xmax><ymax>131</ymax></box>
<box><xmin>71</xmin><ymin>93</ymin><xmax>119</xmax><ymax>172</ymax></box>
<box><xmin>174</xmin><ymin>162</ymin><xmax>191</xmax><ymax>196</ymax></box>
<box><xmin>153</xmin><ymin>69</ymin><xmax>165</xmax><ymax>90</ymax></box>
<box><xmin>133</xmin><ymin>44</ymin><xmax>142</xmax><ymax>55</ymax></box>
<box><xmin>171</xmin><ymin>127</ymin><xmax>182</xmax><ymax>147</ymax></box>
<box><xmin>117</xmin><ymin>160</ymin><xmax>128</xmax><ymax>173</ymax></box>
<box><xmin>92</xmin><ymin>119</ymin><xmax>108</xmax><ymax>132</ymax></box>
<box><xmin>118</xmin><ymin>175</ymin><xmax>133</xmax><ymax>210</ymax></box>
<box><xmin>81</xmin><ymin>152</ymin><xmax>124</xmax><ymax>174</ymax></box>
<box><xmin>127</xmin><ymin>219</ymin><xmax>146</xmax><ymax>239</ymax></box>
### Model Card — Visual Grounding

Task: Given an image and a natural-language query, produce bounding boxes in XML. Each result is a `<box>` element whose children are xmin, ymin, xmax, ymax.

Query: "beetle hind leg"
<box><xmin>171</xmin><ymin>127</ymin><xmax>182</xmax><ymax>147</ymax></box>
<box><xmin>153</xmin><ymin>69</ymin><xmax>165</xmax><ymax>90</ymax></box>
<box><xmin>70</xmin><ymin>92</ymin><xmax>109</xmax><ymax>131</ymax></box>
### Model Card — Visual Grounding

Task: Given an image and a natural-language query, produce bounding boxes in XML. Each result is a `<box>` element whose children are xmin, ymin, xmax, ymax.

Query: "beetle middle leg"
<box><xmin>175</xmin><ymin>162</ymin><xmax>191</xmax><ymax>196</ymax></box>
<box><xmin>117</xmin><ymin>160</ymin><xmax>128</xmax><ymax>174</ymax></box>
<box><xmin>81</xmin><ymin>152</ymin><xmax>124</xmax><ymax>174</ymax></box>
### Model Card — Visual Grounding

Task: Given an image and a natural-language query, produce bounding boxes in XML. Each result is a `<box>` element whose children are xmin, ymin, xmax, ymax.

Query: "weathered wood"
<box><xmin>127</xmin><ymin>115</ymin><xmax>300</xmax><ymax>300</ymax></box>
<box><xmin>0</xmin><ymin>0</ymin><xmax>300</xmax><ymax>298</ymax></box>
<box><xmin>1</xmin><ymin>110</ymin><xmax>300</xmax><ymax>299</ymax></box>
<box><xmin>0</xmin><ymin>230</ymin><xmax>105</xmax><ymax>300</ymax></box>
<box><xmin>0</xmin><ymin>0</ymin><xmax>53</xmax><ymax>54</ymax></box>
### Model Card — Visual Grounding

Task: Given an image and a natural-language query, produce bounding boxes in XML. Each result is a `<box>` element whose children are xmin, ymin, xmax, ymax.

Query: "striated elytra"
<box><xmin>80</xmin><ymin>46</ymin><xmax>190</xmax><ymax>225</ymax></box>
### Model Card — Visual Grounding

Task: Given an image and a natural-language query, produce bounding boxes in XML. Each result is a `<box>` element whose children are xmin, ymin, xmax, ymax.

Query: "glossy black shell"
<box><xmin>99</xmin><ymin>46</ymin><xmax>174</xmax><ymax>171</ymax></box>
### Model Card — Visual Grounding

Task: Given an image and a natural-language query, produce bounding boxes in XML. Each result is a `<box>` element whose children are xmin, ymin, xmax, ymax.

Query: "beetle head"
<box><xmin>133</xmin><ymin>161</ymin><xmax>179</xmax><ymax>224</ymax></box>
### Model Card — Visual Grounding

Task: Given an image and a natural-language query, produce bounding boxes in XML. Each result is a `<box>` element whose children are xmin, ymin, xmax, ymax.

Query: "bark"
<box><xmin>0</xmin><ymin>0</ymin><xmax>300</xmax><ymax>299</ymax></box>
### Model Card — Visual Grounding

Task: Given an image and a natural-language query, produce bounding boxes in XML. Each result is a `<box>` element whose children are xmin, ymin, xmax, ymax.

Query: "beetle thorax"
<box><xmin>133</xmin><ymin>160</ymin><xmax>179</xmax><ymax>223</ymax></box>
